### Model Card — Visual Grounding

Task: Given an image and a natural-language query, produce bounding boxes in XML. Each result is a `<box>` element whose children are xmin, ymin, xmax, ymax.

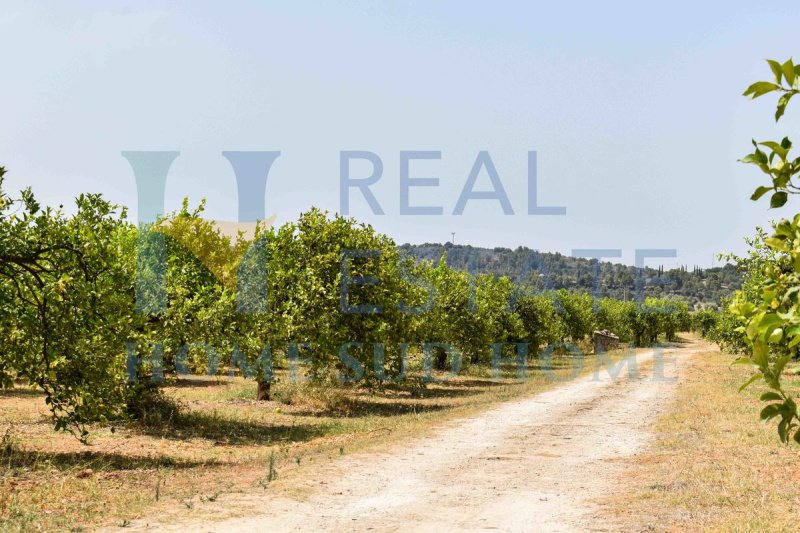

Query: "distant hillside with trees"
<box><xmin>399</xmin><ymin>243</ymin><xmax>740</xmax><ymax>309</ymax></box>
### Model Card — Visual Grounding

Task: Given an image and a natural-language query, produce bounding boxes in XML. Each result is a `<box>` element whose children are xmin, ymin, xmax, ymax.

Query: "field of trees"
<box><xmin>0</xmin><ymin>166</ymin><xmax>692</xmax><ymax>443</ymax></box>
<box><xmin>0</xmin><ymin>162</ymin><xmax>705</xmax><ymax>530</ymax></box>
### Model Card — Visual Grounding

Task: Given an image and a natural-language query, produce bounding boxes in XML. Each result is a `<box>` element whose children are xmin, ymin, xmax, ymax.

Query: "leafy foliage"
<box><xmin>555</xmin><ymin>289</ymin><xmax>596</xmax><ymax>343</ymax></box>
<box><xmin>718</xmin><ymin>58</ymin><xmax>800</xmax><ymax>445</ymax></box>
<box><xmin>511</xmin><ymin>293</ymin><xmax>563</xmax><ymax>355</ymax></box>
<box><xmin>0</xmin><ymin>167</ymin><xmax>138</xmax><ymax>438</ymax></box>
<box><xmin>741</xmin><ymin>58</ymin><xmax>800</xmax><ymax>206</ymax></box>
<box><xmin>1</xmin><ymin>166</ymin><xmax>691</xmax><ymax>439</ymax></box>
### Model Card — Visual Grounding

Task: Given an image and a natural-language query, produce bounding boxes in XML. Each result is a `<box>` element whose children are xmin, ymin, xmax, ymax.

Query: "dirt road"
<box><xmin>126</xmin><ymin>341</ymin><xmax>704</xmax><ymax>532</ymax></box>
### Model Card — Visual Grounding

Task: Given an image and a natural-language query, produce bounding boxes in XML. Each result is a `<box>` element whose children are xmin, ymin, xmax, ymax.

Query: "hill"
<box><xmin>398</xmin><ymin>243</ymin><xmax>740</xmax><ymax>309</ymax></box>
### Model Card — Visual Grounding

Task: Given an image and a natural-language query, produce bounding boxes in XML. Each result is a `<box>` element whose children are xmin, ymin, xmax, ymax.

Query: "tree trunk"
<box><xmin>434</xmin><ymin>347</ymin><xmax>447</xmax><ymax>371</ymax></box>
<box><xmin>256</xmin><ymin>380</ymin><xmax>271</xmax><ymax>401</ymax></box>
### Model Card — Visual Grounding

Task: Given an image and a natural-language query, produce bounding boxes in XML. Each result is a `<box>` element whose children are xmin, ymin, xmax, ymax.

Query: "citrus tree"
<box><xmin>691</xmin><ymin>309</ymin><xmax>719</xmax><ymax>338</ymax></box>
<box><xmin>511</xmin><ymin>292</ymin><xmax>564</xmax><ymax>356</ymax></box>
<box><xmin>555</xmin><ymin>289</ymin><xmax>595</xmax><ymax>344</ymax></box>
<box><xmin>0</xmin><ymin>167</ymin><xmax>139</xmax><ymax>439</ymax></box>
<box><xmin>729</xmin><ymin>58</ymin><xmax>800</xmax><ymax>444</ymax></box>
<box><xmin>595</xmin><ymin>298</ymin><xmax>636</xmax><ymax>343</ymax></box>
<box><xmin>272</xmin><ymin>208</ymin><xmax>419</xmax><ymax>386</ymax></box>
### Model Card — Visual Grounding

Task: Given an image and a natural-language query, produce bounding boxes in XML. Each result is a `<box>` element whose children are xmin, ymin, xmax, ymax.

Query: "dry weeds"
<box><xmin>609</xmin><ymin>345</ymin><xmax>800</xmax><ymax>532</ymax></box>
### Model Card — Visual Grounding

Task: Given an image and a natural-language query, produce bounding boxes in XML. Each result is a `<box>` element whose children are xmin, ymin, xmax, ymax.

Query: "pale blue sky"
<box><xmin>2</xmin><ymin>1</ymin><xmax>799</xmax><ymax>266</ymax></box>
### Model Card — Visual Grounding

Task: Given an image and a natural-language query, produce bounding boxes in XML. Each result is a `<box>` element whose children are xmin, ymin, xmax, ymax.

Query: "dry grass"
<box><xmin>610</xmin><ymin>345</ymin><xmax>800</xmax><ymax>532</ymax></box>
<box><xmin>0</xmin><ymin>348</ymin><xmax>636</xmax><ymax>532</ymax></box>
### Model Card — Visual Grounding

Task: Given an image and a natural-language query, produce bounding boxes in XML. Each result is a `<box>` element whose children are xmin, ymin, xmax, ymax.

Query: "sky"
<box><xmin>1</xmin><ymin>1</ymin><xmax>799</xmax><ymax>267</ymax></box>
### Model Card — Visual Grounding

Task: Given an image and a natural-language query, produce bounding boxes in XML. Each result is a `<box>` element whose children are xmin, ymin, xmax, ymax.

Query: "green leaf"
<box><xmin>770</xmin><ymin>191</ymin><xmax>788</xmax><ymax>208</ymax></box>
<box><xmin>782</xmin><ymin>59</ymin><xmax>796</xmax><ymax>86</ymax></box>
<box><xmin>768</xmin><ymin>59</ymin><xmax>784</xmax><ymax>84</ymax></box>
<box><xmin>788</xmin><ymin>334</ymin><xmax>800</xmax><ymax>349</ymax></box>
<box><xmin>731</xmin><ymin>357</ymin><xmax>756</xmax><ymax>366</ymax></box>
<box><xmin>775</xmin><ymin>221</ymin><xmax>796</xmax><ymax>238</ymax></box>
<box><xmin>786</xmin><ymin>396</ymin><xmax>797</xmax><ymax>415</ymax></box>
<box><xmin>740</xmin><ymin>372</ymin><xmax>764</xmax><ymax>392</ymax></box>
<box><xmin>759</xmin><ymin>141</ymin><xmax>789</xmax><ymax>159</ymax></box>
<box><xmin>744</xmin><ymin>81</ymin><xmax>781</xmax><ymax>98</ymax></box>
<box><xmin>758</xmin><ymin>313</ymin><xmax>785</xmax><ymax>329</ymax></box>
<box><xmin>760</xmin><ymin>391</ymin><xmax>783</xmax><ymax>402</ymax></box>
<box><xmin>778</xmin><ymin>418</ymin><xmax>789</xmax><ymax>443</ymax></box>
<box><xmin>751</xmin><ymin>186</ymin><xmax>773</xmax><ymax>201</ymax></box>
<box><xmin>767</xmin><ymin>327</ymin><xmax>784</xmax><ymax>344</ymax></box>
<box><xmin>752</xmin><ymin>341</ymin><xmax>769</xmax><ymax>368</ymax></box>
<box><xmin>760</xmin><ymin>403</ymin><xmax>782</xmax><ymax>421</ymax></box>
<box><xmin>770</xmin><ymin>355</ymin><xmax>793</xmax><ymax>388</ymax></box>
<box><xmin>765</xmin><ymin>236</ymin><xmax>790</xmax><ymax>252</ymax></box>
<box><xmin>776</xmin><ymin>92</ymin><xmax>794</xmax><ymax>121</ymax></box>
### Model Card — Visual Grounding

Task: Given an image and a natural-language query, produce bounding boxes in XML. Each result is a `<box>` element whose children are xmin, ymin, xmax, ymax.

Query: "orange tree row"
<box><xmin>0</xmin><ymin>173</ymin><xmax>689</xmax><ymax>438</ymax></box>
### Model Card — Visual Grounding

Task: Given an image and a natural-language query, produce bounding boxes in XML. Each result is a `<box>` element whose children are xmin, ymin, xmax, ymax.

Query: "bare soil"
<box><xmin>119</xmin><ymin>341</ymin><xmax>706</xmax><ymax>532</ymax></box>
